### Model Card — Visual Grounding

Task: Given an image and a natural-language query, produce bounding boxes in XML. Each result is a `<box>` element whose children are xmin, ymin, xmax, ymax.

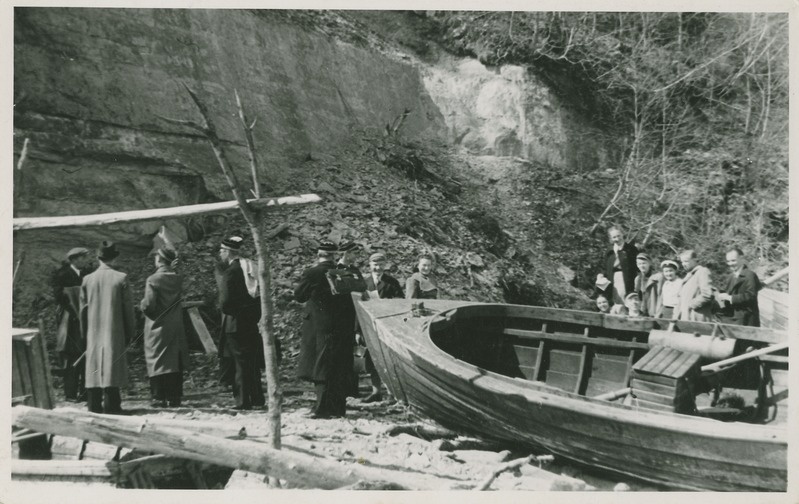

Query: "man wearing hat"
<box><xmin>218</xmin><ymin>236</ymin><xmax>265</xmax><ymax>411</ymax></box>
<box><xmin>360</xmin><ymin>251</ymin><xmax>403</xmax><ymax>403</ymax></box>
<box><xmin>633</xmin><ymin>252</ymin><xmax>665</xmax><ymax>317</ymax></box>
<box><xmin>295</xmin><ymin>240</ymin><xmax>350</xmax><ymax>418</ymax></box>
<box><xmin>335</xmin><ymin>240</ymin><xmax>366</xmax><ymax>400</ymax></box>
<box><xmin>141</xmin><ymin>247</ymin><xmax>188</xmax><ymax>408</ymax></box>
<box><xmin>80</xmin><ymin>241</ymin><xmax>136</xmax><ymax>414</ymax></box>
<box><xmin>51</xmin><ymin>247</ymin><xmax>92</xmax><ymax>401</ymax></box>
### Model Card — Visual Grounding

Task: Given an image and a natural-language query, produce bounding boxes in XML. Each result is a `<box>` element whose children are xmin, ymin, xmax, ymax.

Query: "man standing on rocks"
<box><xmin>716</xmin><ymin>248</ymin><xmax>761</xmax><ymax>327</ymax></box>
<box><xmin>52</xmin><ymin>247</ymin><xmax>91</xmax><ymax>402</ymax></box>
<box><xmin>81</xmin><ymin>241</ymin><xmax>136</xmax><ymax>414</ymax></box>
<box><xmin>602</xmin><ymin>226</ymin><xmax>638</xmax><ymax>306</ymax></box>
<box><xmin>295</xmin><ymin>241</ymin><xmax>351</xmax><ymax>418</ymax></box>
<box><xmin>360</xmin><ymin>251</ymin><xmax>403</xmax><ymax>403</ymax></box>
<box><xmin>335</xmin><ymin>240</ymin><xmax>366</xmax><ymax>400</ymax></box>
<box><xmin>141</xmin><ymin>247</ymin><xmax>188</xmax><ymax>408</ymax></box>
<box><xmin>218</xmin><ymin>236</ymin><xmax>265</xmax><ymax>411</ymax></box>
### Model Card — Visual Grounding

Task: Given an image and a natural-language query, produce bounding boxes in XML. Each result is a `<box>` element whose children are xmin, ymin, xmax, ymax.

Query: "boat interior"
<box><xmin>428</xmin><ymin>305</ymin><xmax>788</xmax><ymax>426</ymax></box>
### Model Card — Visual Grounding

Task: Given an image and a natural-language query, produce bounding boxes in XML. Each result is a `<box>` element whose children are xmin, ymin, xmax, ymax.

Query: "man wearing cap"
<box><xmin>334</xmin><ymin>240</ymin><xmax>366</xmax><ymax>399</ymax></box>
<box><xmin>676</xmin><ymin>249</ymin><xmax>715</xmax><ymax>322</ymax></box>
<box><xmin>218</xmin><ymin>236</ymin><xmax>265</xmax><ymax>411</ymax></box>
<box><xmin>52</xmin><ymin>247</ymin><xmax>92</xmax><ymax>401</ymax></box>
<box><xmin>81</xmin><ymin>241</ymin><xmax>136</xmax><ymax>414</ymax></box>
<box><xmin>360</xmin><ymin>251</ymin><xmax>403</xmax><ymax>403</ymax></box>
<box><xmin>295</xmin><ymin>241</ymin><xmax>349</xmax><ymax>418</ymax></box>
<box><xmin>141</xmin><ymin>247</ymin><xmax>188</xmax><ymax>407</ymax></box>
<box><xmin>715</xmin><ymin>248</ymin><xmax>761</xmax><ymax>327</ymax></box>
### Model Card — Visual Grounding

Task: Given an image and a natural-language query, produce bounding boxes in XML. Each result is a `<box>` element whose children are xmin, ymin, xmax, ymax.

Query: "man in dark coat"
<box><xmin>52</xmin><ymin>247</ymin><xmax>91</xmax><ymax>401</ymax></box>
<box><xmin>716</xmin><ymin>248</ymin><xmax>761</xmax><ymax>327</ymax></box>
<box><xmin>81</xmin><ymin>241</ymin><xmax>136</xmax><ymax>414</ymax></box>
<box><xmin>141</xmin><ymin>247</ymin><xmax>188</xmax><ymax>407</ymax></box>
<box><xmin>602</xmin><ymin>226</ymin><xmax>639</xmax><ymax>305</ymax></box>
<box><xmin>335</xmin><ymin>240</ymin><xmax>366</xmax><ymax>399</ymax></box>
<box><xmin>360</xmin><ymin>251</ymin><xmax>403</xmax><ymax>403</ymax></box>
<box><xmin>218</xmin><ymin>236</ymin><xmax>264</xmax><ymax>411</ymax></box>
<box><xmin>295</xmin><ymin>240</ymin><xmax>352</xmax><ymax>418</ymax></box>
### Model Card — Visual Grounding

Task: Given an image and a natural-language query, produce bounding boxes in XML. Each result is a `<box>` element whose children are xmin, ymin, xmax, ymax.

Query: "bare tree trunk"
<box><xmin>761</xmin><ymin>47</ymin><xmax>772</xmax><ymax>139</ymax></box>
<box><xmin>183</xmin><ymin>85</ymin><xmax>282</xmax><ymax>450</ymax></box>
<box><xmin>677</xmin><ymin>13</ymin><xmax>682</xmax><ymax>50</ymax></box>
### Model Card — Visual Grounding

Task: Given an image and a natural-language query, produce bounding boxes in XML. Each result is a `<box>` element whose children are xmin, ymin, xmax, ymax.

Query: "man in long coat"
<box><xmin>141</xmin><ymin>247</ymin><xmax>188</xmax><ymax>407</ymax></box>
<box><xmin>335</xmin><ymin>240</ymin><xmax>365</xmax><ymax>399</ymax></box>
<box><xmin>218</xmin><ymin>236</ymin><xmax>264</xmax><ymax>411</ymax></box>
<box><xmin>81</xmin><ymin>241</ymin><xmax>136</xmax><ymax>414</ymax></box>
<box><xmin>716</xmin><ymin>248</ymin><xmax>761</xmax><ymax>326</ymax></box>
<box><xmin>676</xmin><ymin>249</ymin><xmax>715</xmax><ymax>322</ymax></box>
<box><xmin>602</xmin><ymin>226</ymin><xmax>639</xmax><ymax>305</ymax></box>
<box><xmin>52</xmin><ymin>247</ymin><xmax>91</xmax><ymax>401</ymax></box>
<box><xmin>295</xmin><ymin>240</ymin><xmax>350</xmax><ymax>418</ymax></box>
<box><xmin>360</xmin><ymin>251</ymin><xmax>403</xmax><ymax>403</ymax></box>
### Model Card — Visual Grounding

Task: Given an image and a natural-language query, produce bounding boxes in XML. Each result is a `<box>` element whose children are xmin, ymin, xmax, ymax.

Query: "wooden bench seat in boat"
<box><xmin>631</xmin><ymin>345</ymin><xmax>701</xmax><ymax>414</ymax></box>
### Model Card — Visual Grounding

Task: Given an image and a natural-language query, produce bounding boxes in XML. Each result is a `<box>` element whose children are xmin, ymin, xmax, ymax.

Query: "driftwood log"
<box><xmin>12</xmin><ymin>406</ymin><xmax>467</xmax><ymax>490</ymax></box>
<box><xmin>12</xmin><ymin>194</ymin><xmax>321</xmax><ymax>231</ymax></box>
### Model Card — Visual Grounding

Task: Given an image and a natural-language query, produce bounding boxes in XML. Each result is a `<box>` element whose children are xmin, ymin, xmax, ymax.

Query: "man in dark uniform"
<box><xmin>716</xmin><ymin>248</ymin><xmax>762</xmax><ymax>327</ymax></box>
<box><xmin>52</xmin><ymin>247</ymin><xmax>91</xmax><ymax>401</ymax></box>
<box><xmin>360</xmin><ymin>251</ymin><xmax>403</xmax><ymax>403</ymax></box>
<box><xmin>335</xmin><ymin>240</ymin><xmax>365</xmax><ymax>399</ymax></box>
<box><xmin>602</xmin><ymin>226</ymin><xmax>639</xmax><ymax>306</ymax></box>
<box><xmin>218</xmin><ymin>236</ymin><xmax>264</xmax><ymax>411</ymax></box>
<box><xmin>295</xmin><ymin>240</ymin><xmax>352</xmax><ymax>418</ymax></box>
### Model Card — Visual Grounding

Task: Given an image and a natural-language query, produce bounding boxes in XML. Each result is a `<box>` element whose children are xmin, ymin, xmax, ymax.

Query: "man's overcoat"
<box><xmin>81</xmin><ymin>263</ymin><xmax>136</xmax><ymax>388</ymax></box>
<box><xmin>141</xmin><ymin>266</ymin><xmax>188</xmax><ymax>377</ymax></box>
<box><xmin>717</xmin><ymin>265</ymin><xmax>761</xmax><ymax>327</ymax></box>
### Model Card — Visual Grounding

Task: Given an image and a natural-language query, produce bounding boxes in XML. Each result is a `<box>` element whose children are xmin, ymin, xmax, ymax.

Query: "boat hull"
<box><xmin>353</xmin><ymin>298</ymin><xmax>788</xmax><ymax>492</ymax></box>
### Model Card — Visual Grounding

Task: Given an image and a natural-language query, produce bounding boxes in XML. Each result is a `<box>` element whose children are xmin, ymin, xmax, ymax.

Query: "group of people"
<box><xmin>51</xmin><ymin>236</ymin><xmax>268</xmax><ymax>413</ymax></box>
<box><xmin>51</xmin><ymin>234</ymin><xmax>440</xmax><ymax>417</ymax></box>
<box><xmin>594</xmin><ymin>226</ymin><xmax>762</xmax><ymax>327</ymax></box>
<box><xmin>51</xmin><ymin>225</ymin><xmax>760</xmax><ymax>417</ymax></box>
<box><xmin>294</xmin><ymin>240</ymin><xmax>439</xmax><ymax>419</ymax></box>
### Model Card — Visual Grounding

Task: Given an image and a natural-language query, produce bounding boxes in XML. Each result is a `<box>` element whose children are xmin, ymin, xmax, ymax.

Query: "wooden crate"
<box><xmin>12</xmin><ymin>328</ymin><xmax>55</xmax><ymax>410</ymax></box>
<box><xmin>631</xmin><ymin>345</ymin><xmax>700</xmax><ymax>414</ymax></box>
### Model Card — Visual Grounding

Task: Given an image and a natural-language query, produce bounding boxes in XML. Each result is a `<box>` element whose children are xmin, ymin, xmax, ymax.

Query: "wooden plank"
<box><xmin>30</xmin><ymin>328</ymin><xmax>54</xmax><ymax>409</ymax></box>
<box><xmin>585</xmin><ymin>378</ymin><xmax>627</xmax><ymax>397</ymax></box>
<box><xmin>549</xmin><ymin>349</ymin><xmax>583</xmax><ymax>374</ymax></box>
<box><xmin>631</xmin><ymin>371</ymin><xmax>679</xmax><ymax>387</ymax></box>
<box><xmin>770</xmin><ymin>369</ymin><xmax>789</xmax><ymax>389</ymax></box>
<box><xmin>632</xmin><ymin>397</ymin><xmax>674</xmax><ymax>412</ymax></box>
<box><xmin>663</xmin><ymin>351</ymin><xmax>700</xmax><ymax>379</ymax></box>
<box><xmin>12</xmin><ymin>347</ymin><xmax>25</xmax><ymax>398</ymax></box>
<box><xmin>503</xmin><ymin>328</ymin><xmax>648</xmax><ymax>351</ymax></box>
<box><xmin>512</xmin><ymin>345</ymin><xmax>539</xmax><ymax>368</ymax></box>
<box><xmin>544</xmin><ymin>370</ymin><xmax>579</xmax><ymax>392</ymax></box>
<box><xmin>187</xmin><ymin>307</ymin><xmax>218</xmax><ymax>355</ymax></box>
<box><xmin>14</xmin><ymin>342</ymin><xmax>33</xmax><ymax>399</ymax></box>
<box><xmin>13</xmin><ymin>194</ymin><xmax>322</xmax><ymax>231</ymax></box>
<box><xmin>574</xmin><ymin>345</ymin><xmax>588</xmax><ymax>395</ymax></box>
<box><xmin>590</xmin><ymin>354</ymin><xmax>630</xmax><ymax>381</ymax></box>
<box><xmin>532</xmin><ymin>339</ymin><xmax>545</xmax><ymax>381</ymax></box>
<box><xmin>631</xmin><ymin>378</ymin><xmax>681</xmax><ymax>396</ymax></box>
<box><xmin>517</xmin><ymin>364</ymin><xmax>537</xmax><ymax>380</ymax></box>
<box><xmin>632</xmin><ymin>345</ymin><xmax>659</xmax><ymax>371</ymax></box>
<box><xmin>633</xmin><ymin>389</ymin><xmax>680</xmax><ymax>407</ymax></box>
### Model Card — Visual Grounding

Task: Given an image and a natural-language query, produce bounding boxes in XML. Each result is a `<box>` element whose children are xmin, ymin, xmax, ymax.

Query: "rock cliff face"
<box><xmin>14</xmin><ymin>8</ymin><xmax>446</xmax><ymax>224</ymax></box>
<box><xmin>421</xmin><ymin>54</ymin><xmax>610</xmax><ymax>171</ymax></box>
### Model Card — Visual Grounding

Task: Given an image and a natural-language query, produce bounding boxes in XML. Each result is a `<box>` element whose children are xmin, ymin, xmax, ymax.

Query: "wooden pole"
<box><xmin>763</xmin><ymin>267</ymin><xmax>789</xmax><ymax>286</ymax></box>
<box><xmin>701</xmin><ymin>342</ymin><xmax>789</xmax><ymax>373</ymax></box>
<box><xmin>13</xmin><ymin>194</ymin><xmax>321</xmax><ymax>231</ymax></box>
<box><xmin>183</xmin><ymin>85</ymin><xmax>282</xmax><ymax>450</ymax></box>
<box><xmin>12</xmin><ymin>406</ymin><xmax>464</xmax><ymax>490</ymax></box>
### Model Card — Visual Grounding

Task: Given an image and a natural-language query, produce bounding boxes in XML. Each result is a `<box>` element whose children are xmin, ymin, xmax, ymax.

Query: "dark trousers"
<box><xmin>86</xmin><ymin>387</ymin><xmax>122</xmax><ymax>414</ymax></box>
<box><xmin>314</xmin><ymin>381</ymin><xmax>346</xmax><ymax>417</ymax></box>
<box><xmin>226</xmin><ymin>334</ymin><xmax>264</xmax><ymax>408</ymax></box>
<box><xmin>150</xmin><ymin>372</ymin><xmax>183</xmax><ymax>405</ymax></box>
<box><xmin>60</xmin><ymin>351</ymin><xmax>85</xmax><ymax>401</ymax></box>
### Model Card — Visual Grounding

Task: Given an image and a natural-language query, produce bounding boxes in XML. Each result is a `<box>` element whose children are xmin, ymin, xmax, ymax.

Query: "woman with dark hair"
<box><xmin>406</xmin><ymin>254</ymin><xmax>439</xmax><ymax>300</ymax></box>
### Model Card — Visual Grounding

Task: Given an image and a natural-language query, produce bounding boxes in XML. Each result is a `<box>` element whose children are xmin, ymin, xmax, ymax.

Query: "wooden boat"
<box><xmin>353</xmin><ymin>297</ymin><xmax>789</xmax><ymax>491</ymax></box>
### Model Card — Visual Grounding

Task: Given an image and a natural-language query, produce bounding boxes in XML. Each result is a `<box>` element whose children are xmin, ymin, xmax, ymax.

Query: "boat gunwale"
<box><xmin>363</xmin><ymin>300</ymin><xmax>787</xmax><ymax>443</ymax></box>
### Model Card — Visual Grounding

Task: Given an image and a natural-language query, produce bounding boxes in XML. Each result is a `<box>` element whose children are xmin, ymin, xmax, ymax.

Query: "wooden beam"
<box><xmin>13</xmin><ymin>193</ymin><xmax>321</xmax><ymax>231</ymax></box>
<box><xmin>763</xmin><ymin>267</ymin><xmax>789</xmax><ymax>286</ymax></box>
<box><xmin>12</xmin><ymin>406</ymin><xmax>466</xmax><ymax>490</ymax></box>
<box><xmin>501</xmin><ymin>328</ymin><xmax>650</xmax><ymax>351</ymax></box>
<box><xmin>187</xmin><ymin>307</ymin><xmax>218</xmax><ymax>355</ymax></box>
